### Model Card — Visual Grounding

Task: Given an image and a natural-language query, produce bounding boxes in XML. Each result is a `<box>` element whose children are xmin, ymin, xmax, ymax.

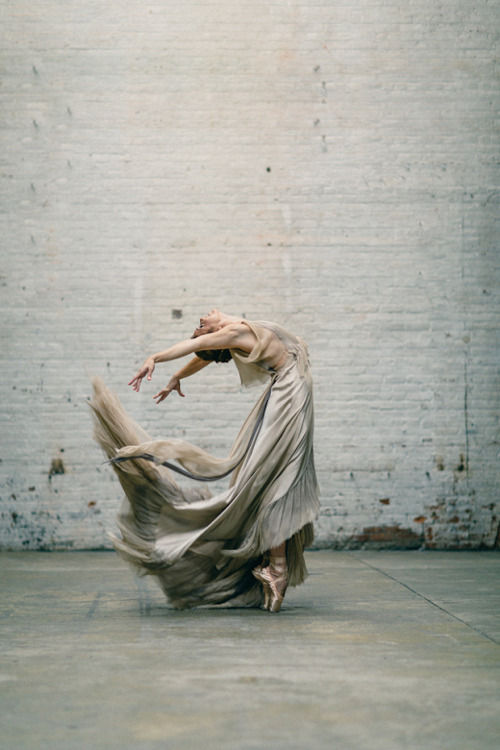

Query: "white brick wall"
<box><xmin>1</xmin><ymin>0</ymin><xmax>499</xmax><ymax>550</ymax></box>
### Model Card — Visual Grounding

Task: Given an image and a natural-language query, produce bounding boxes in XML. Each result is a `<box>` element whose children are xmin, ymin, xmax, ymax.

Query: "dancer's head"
<box><xmin>192</xmin><ymin>309</ymin><xmax>222</xmax><ymax>338</ymax></box>
<box><xmin>191</xmin><ymin>309</ymin><xmax>232</xmax><ymax>363</ymax></box>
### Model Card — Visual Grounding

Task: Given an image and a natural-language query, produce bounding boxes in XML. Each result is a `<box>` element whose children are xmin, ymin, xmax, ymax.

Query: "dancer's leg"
<box><xmin>267</xmin><ymin>542</ymin><xmax>288</xmax><ymax>611</ymax></box>
<box><xmin>269</xmin><ymin>541</ymin><xmax>286</xmax><ymax>558</ymax></box>
<box><xmin>252</xmin><ymin>541</ymin><xmax>289</xmax><ymax>612</ymax></box>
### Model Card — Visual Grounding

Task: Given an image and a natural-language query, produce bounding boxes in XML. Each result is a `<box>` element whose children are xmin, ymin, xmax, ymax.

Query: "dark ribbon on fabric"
<box><xmin>110</xmin><ymin>378</ymin><xmax>275</xmax><ymax>482</ymax></box>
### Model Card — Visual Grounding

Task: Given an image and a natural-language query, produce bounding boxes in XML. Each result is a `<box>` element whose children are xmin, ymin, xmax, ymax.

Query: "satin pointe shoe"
<box><xmin>266</xmin><ymin>568</ymin><xmax>288</xmax><ymax>613</ymax></box>
<box><xmin>253</xmin><ymin>559</ymin><xmax>288</xmax><ymax>613</ymax></box>
<box><xmin>252</xmin><ymin>565</ymin><xmax>272</xmax><ymax>610</ymax></box>
<box><xmin>267</xmin><ymin>555</ymin><xmax>288</xmax><ymax>613</ymax></box>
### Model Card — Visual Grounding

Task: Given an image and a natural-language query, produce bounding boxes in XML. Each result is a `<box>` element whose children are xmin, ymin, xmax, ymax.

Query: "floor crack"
<box><xmin>352</xmin><ymin>556</ymin><xmax>499</xmax><ymax>646</ymax></box>
<box><xmin>85</xmin><ymin>591</ymin><xmax>104</xmax><ymax>620</ymax></box>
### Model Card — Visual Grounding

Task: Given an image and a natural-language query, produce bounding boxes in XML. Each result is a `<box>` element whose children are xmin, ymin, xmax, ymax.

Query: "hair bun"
<box><xmin>195</xmin><ymin>349</ymin><xmax>232</xmax><ymax>363</ymax></box>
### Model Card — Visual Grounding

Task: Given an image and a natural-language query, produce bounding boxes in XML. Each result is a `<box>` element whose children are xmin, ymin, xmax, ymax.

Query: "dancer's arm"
<box><xmin>153</xmin><ymin>357</ymin><xmax>210</xmax><ymax>403</ymax></box>
<box><xmin>129</xmin><ymin>325</ymin><xmax>251</xmax><ymax>392</ymax></box>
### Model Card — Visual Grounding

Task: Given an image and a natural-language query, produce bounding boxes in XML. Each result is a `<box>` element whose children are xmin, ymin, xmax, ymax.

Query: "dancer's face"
<box><xmin>193</xmin><ymin>309</ymin><xmax>221</xmax><ymax>337</ymax></box>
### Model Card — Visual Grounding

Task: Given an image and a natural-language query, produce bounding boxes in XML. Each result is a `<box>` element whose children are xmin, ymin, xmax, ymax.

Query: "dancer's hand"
<box><xmin>128</xmin><ymin>357</ymin><xmax>155</xmax><ymax>392</ymax></box>
<box><xmin>153</xmin><ymin>376</ymin><xmax>185</xmax><ymax>404</ymax></box>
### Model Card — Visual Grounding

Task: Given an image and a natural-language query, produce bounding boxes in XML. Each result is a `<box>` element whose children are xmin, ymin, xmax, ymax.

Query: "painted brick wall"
<box><xmin>1</xmin><ymin>0</ymin><xmax>499</xmax><ymax>550</ymax></box>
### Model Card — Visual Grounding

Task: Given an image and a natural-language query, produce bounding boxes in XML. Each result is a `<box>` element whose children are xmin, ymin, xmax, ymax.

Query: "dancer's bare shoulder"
<box><xmin>229</xmin><ymin>321</ymin><xmax>258</xmax><ymax>353</ymax></box>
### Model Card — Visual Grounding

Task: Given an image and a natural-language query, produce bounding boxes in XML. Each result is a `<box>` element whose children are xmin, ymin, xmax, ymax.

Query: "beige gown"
<box><xmin>90</xmin><ymin>321</ymin><xmax>320</xmax><ymax>609</ymax></box>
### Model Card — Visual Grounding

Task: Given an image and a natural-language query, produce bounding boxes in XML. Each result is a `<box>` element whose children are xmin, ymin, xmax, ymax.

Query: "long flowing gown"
<box><xmin>90</xmin><ymin>320</ymin><xmax>320</xmax><ymax>609</ymax></box>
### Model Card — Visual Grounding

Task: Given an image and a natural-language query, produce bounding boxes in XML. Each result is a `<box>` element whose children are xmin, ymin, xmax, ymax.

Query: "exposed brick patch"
<box><xmin>347</xmin><ymin>525</ymin><xmax>423</xmax><ymax>550</ymax></box>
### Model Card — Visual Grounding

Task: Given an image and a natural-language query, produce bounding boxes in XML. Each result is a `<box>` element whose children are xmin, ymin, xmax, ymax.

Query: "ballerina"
<box><xmin>90</xmin><ymin>310</ymin><xmax>320</xmax><ymax>612</ymax></box>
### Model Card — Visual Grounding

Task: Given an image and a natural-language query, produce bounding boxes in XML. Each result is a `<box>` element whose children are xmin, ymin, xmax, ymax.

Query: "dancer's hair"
<box><xmin>195</xmin><ymin>348</ymin><xmax>232</xmax><ymax>363</ymax></box>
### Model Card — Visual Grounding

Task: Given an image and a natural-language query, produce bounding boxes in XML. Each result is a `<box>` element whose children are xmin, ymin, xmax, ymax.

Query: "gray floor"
<box><xmin>1</xmin><ymin>550</ymin><xmax>499</xmax><ymax>750</ymax></box>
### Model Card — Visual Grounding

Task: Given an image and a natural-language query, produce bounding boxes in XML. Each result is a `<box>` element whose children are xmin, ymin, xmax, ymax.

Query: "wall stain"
<box><xmin>49</xmin><ymin>458</ymin><xmax>65</xmax><ymax>477</ymax></box>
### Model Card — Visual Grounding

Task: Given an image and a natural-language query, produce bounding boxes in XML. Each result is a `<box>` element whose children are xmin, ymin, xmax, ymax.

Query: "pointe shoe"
<box><xmin>253</xmin><ymin>564</ymin><xmax>288</xmax><ymax>613</ymax></box>
<box><xmin>252</xmin><ymin>566</ymin><xmax>272</xmax><ymax>610</ymax></box>
<box><xmin>267</xmin><ymin>569</ymin><xmax>288</xmax><ymax>613</ymax></box>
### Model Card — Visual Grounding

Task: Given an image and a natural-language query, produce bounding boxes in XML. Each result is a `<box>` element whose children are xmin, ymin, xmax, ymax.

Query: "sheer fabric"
<box><xmin>90</xmin><ymin>321</ymin><xmax>320</xmax><ymax>609</ymax></box>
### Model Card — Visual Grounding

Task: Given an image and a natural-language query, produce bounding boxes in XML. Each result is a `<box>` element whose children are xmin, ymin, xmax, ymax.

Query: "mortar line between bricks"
<box><xmin>351</xmin><ymin>555</ymin><xmax>500</xmax><ymax>647</ymax></box>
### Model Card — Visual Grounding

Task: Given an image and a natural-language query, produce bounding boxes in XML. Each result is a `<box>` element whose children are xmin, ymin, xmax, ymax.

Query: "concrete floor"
<box><xmin>1</xmin><ymin>550</ymin><xmax>499</xmax><ymax>750</ymax></box>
